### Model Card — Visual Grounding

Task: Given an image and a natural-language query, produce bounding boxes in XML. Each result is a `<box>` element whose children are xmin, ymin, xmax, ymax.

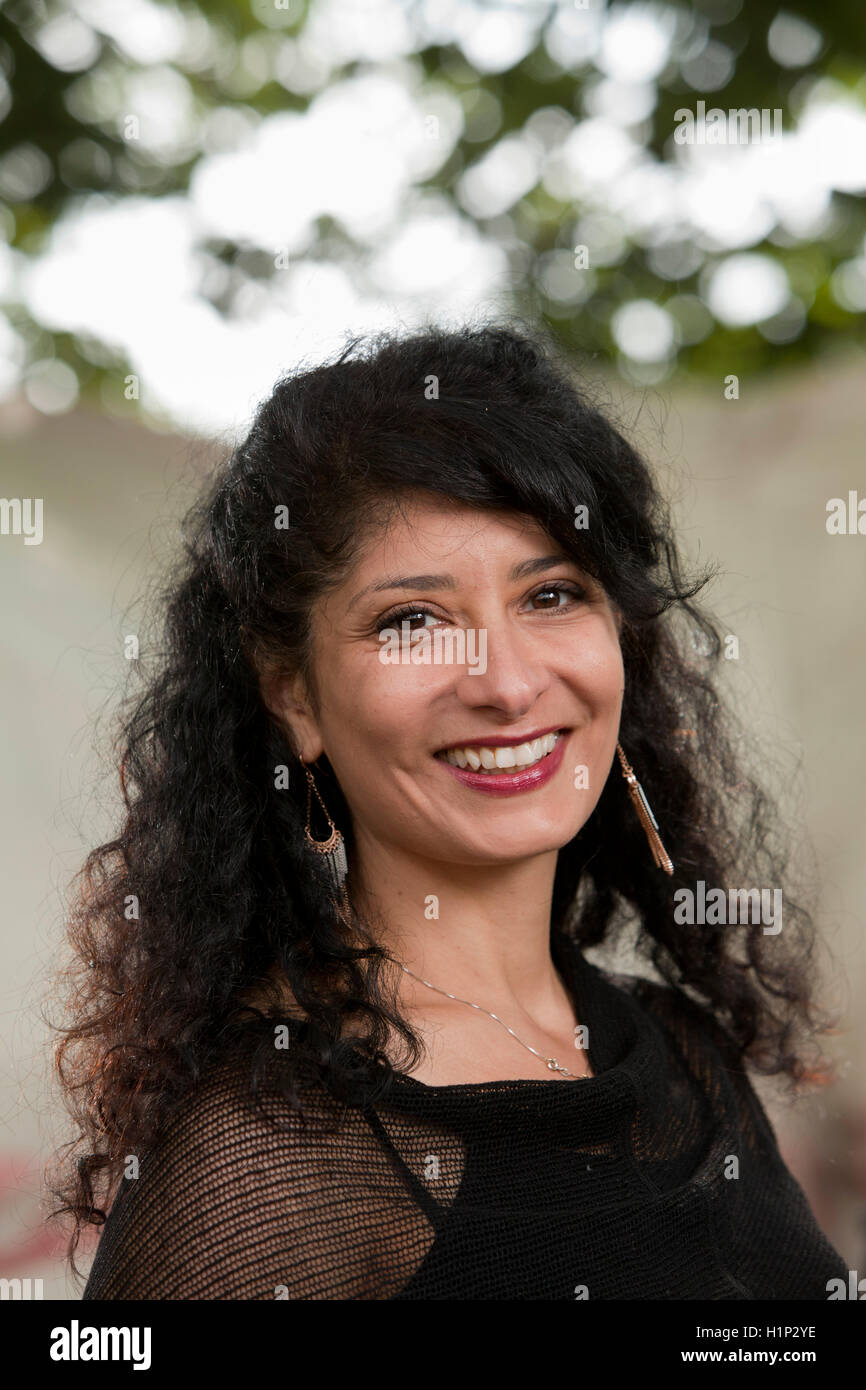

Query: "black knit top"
<box><xmin>82</xmin><ymin>941</ymin><xmax>846</xmax><ymax>1300</ymax></box>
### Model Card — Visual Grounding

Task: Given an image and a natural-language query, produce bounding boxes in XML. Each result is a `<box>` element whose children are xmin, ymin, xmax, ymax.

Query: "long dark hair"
<box><xmin>50</xmin><ymin>322</ymin><xmax>837</xmax><ymax>1276</ymax></box>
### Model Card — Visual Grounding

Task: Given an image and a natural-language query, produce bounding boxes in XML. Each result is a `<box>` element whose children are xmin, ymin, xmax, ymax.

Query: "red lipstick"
<box><xmin>435</xmin><ymin>730</ymin><xmax>570</xmax><ymax>797</ymax></box>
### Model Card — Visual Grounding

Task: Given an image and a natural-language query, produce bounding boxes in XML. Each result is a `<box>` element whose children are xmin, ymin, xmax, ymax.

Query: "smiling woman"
<box><xmin>51</xmin><ymin>323</ymin><xmax>846</xmax><ymax>1300</ymax></box>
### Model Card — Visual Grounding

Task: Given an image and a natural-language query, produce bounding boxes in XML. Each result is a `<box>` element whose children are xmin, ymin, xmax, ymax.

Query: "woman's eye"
<box><xmin>527</xmin><ymin>583</ymin><xmax>585</xmax><ymax>611</ymax></box>
<box><xmin>374</xmin><ymin>584</ymin><xmax>588</xmax><ymax>632</ymax></box>
<box><xmin>375</xmin><ymin>607</ymin><xmax>439</xmax><ymax>635</ymax></box>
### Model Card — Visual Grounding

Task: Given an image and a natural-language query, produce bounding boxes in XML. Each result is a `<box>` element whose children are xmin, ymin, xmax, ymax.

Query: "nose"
<box><xmin>453</xmin><ymin>616</ymin><xmax>551</xmax><ymax>719</ymax></box>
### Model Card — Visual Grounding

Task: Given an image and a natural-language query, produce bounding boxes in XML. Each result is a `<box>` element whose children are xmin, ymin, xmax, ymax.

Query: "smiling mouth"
<box><xmin>434</xmin><ymin>730</ymin><xmax>565</xmax><ymax>775</ymax></box>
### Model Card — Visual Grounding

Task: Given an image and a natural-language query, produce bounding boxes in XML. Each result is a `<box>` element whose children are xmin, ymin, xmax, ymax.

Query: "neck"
<box><xmin>350</xmin><ymin>827</ymin><xmax>567</xmax><ymax>1018</ymax></box>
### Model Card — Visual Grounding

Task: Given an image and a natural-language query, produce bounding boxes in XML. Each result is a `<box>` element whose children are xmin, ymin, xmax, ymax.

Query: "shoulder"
<box><xmin>130</xmin><ymin>1049</ymin><xmax>384</xmax><ymax>1202</ymax></box>
<box><xmin>596</xmin><ymin>964</ymin><xmax>780</xmax><ymax>1150</ymax></box>
<box><xmin>83</xmin><ymin>1051</ymin><xmax>399</xmax><ymax>1300</ymax></box>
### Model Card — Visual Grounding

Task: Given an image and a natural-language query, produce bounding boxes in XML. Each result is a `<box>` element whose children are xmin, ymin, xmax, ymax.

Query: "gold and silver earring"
<box><xmin>299</xmin><ymin>755</ymin><xmax>349</xmax><ymax>900</ymax></box>
<box><xmin>616</xmin><ymin>743</ymin><xmax>674</xmax><ymax>875</ymax></box>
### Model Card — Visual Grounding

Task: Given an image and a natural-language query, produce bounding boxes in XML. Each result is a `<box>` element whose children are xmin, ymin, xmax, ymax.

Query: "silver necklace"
<box><xmin>400</xmin><ymin>964</ymin><xmax>587</xmax><ymax>1080</ymax></box>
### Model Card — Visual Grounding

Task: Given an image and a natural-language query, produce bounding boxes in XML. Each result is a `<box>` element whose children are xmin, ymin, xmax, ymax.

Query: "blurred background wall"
<box><xmin>0</xmin><ymin>0</ymin><xmax>864</xmax><ymax>1297</ymax></box>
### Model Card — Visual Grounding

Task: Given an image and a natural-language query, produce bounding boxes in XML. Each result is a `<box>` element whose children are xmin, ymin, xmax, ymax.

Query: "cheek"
<box><xmin>567</xmin><ymin>625</ymin><xmax>624</xmax><ymax>707</ymax></box>
<box><xmin>320</xmin><ymin>656</ymin><xmax>434</xmax><ymax>768</ymax></box>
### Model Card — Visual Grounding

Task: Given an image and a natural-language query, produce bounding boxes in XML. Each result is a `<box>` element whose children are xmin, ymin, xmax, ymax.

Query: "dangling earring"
<box><xmin>300</xmin><ymin>755</ymin><xmax>349</xmax><ymax>906</ymax></box>
<box><xmin>616</xmin><ymin>743</ymin><xmax>674</xmax><ymax>875</ymax></box>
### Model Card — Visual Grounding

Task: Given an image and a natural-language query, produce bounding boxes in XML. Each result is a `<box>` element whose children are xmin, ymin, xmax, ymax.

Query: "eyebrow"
<box><xmin>348</xmin><ymin>553</ymin><xmax>578</xmax><ymax>609</ymax></box>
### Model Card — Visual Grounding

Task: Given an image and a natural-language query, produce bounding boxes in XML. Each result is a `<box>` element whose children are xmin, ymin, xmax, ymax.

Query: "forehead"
<box><xmin>349</xmin><ymin>494</ymin><xmax>557</xmax><ymax>577</ymax></box>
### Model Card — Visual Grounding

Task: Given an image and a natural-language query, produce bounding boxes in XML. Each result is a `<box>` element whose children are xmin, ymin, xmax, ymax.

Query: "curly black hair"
<box><xmin>49</xmin><ymin>322</ymin><xmax>838</xmax><ymax>1277</ymax></box>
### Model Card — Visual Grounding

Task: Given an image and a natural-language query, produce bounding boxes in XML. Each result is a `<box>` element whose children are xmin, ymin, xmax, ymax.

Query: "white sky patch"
<box><xmin>457</xmin><ymin>133</ymin><xmax>542</xmax><ymax>218</ymax></box>
<box><xmin>129</xmin><ymin>301</ymin><xmax>342</xmax><ymax>436</ymax></box>
<box><xmin>596</xmin><ymin>4</ymin><xmax>676</xmax><ymax>83</ymax></box>
<box><xmin>24</xmin><ymin>198</ymin><xmax>201</xmax><ymax>352</ymax></box>
<box><xmin>367</xmin><ymin>199</ymin><xmax>509</xmax><ymax>297</ymax></box>
<box><xmin>603</xmin><ymin>161</ymin><xmax>679</xmax><ymax>239</ymax></box>
<box><xmin>544</xmin><ymin>3</ymin><xmax>604</xmax><ymax>69</ymax></box>
<box><xmin>130</xmin><ymin>294</ymin><xmax>455</xmax><ymax>437</ymax></box>
<box><xmin>742</xmin><ymin>135</ymin><xmax>832</xmax><ymax>239</ymax></box>
<box><xmin>583</xmin><ymin>77</ymin><xmax>657</xmax><ymax>126</ymax></box>
<box><xmin>611</xmin><ymin>298</ymin><xmax>676</xmax><ymax>361</ymax></box>
<box><xmin>303</xmin><ymin>0</ymin><xmax>416</xmax><ymax>64</ymax></box>
<box><xmin>17</xmin><ymin>184</ymin><xmax>508</xmax><ymax>434</ymax></box>
<box><xmin>703</xmin><ymin>253</ymin><xmax>790</xmax><ymax>327</ymax></box>
<box><xmin>451</xmin><ymin>2</ymin><xmax>540</xmax><ymax>74</ymax></box>
<box><xmin>798</xmin><ymin>101</ymin><xmax>866</xmax><ymax>195</ymax></box>
<box><xmin>191</xmin><ymin>74</ymin><xmax>459</xmax><ymax>248</ymax></box>
<box><xmin>32</xmin><ymin>14</ymin><xmax>101</xmax><ymax>73</ymax></box>
<box><xmin>550</xmin><ymin>118</ymin><xmax>642</xmax><ymax>196</ymax></box>
<box><xmin>122</xmin><ymin>65</ymin><xmax>200</xmax><ymax>162</ymax></box>
<box><xmin>671</xmin><ymin>123</ymin><xmax>842</xmax><ymax>249</ymax></box>
<box><xmin>679</xmin><ymin>157</ymin><xmax>776</xmax><ymax>251</ymax></box>
<box><xmin>70</xmin><ymin>0</ymin><xmax>188</xmax><ymax>65</ymax></box>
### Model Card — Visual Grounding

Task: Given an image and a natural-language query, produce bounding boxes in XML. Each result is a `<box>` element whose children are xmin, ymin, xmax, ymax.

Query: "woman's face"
<box><xmin>278</xmin><ymin>495</ymin><xmax>625</xmax><ymax>868</ymax></box>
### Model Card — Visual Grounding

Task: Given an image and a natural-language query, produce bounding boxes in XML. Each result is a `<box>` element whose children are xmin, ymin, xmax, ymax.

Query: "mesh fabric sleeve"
<box><xmin>82</xmin><ymin>1056</ymin><xmax>434</xmax><ymax>1301</ymax></box>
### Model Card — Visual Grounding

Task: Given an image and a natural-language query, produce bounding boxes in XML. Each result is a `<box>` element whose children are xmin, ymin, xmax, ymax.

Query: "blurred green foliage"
<box><xmin>0</xmin><ymin>0</ymin><xmax>864</xmax><ymax>409</ymax></box>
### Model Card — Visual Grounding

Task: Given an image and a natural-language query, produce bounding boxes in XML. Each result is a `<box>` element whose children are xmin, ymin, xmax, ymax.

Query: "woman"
<box><xmin>53</xmin><ymin>324</ymin><xmax>847</xmax><ymax>1300</ymax></box>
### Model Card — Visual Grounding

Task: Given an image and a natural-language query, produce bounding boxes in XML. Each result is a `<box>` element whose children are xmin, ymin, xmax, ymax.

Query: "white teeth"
<box><xmin>440</xmin><ymin>731</ymin><xmax>561</xmax><ymax>773</ymax></box>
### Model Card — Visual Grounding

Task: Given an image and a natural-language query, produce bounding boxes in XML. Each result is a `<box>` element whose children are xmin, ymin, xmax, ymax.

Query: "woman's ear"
<box><xmin>259</xmin><ymin>669</ymin><xmax>324</xmax><ymax>763</ymax></box>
